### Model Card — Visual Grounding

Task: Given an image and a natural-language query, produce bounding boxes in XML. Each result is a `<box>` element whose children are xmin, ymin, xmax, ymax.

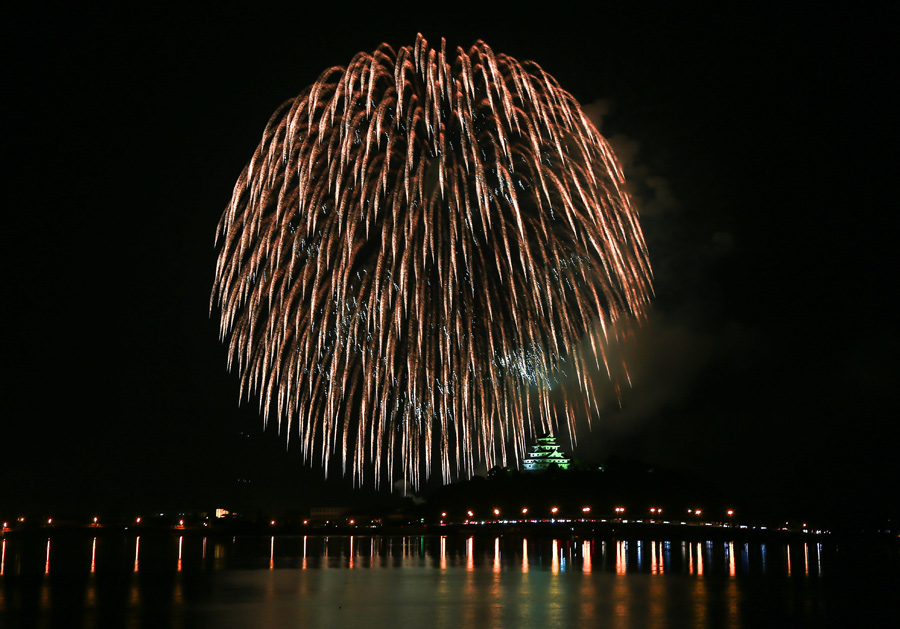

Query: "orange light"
<box><xmin>522</xmin><ymin>508</ymin><xmax>528</xmax><ymax>515</ymax></box>
<box><xmin>349</xmin><ymin>519</ymin><xmax>355</xmax><ymax>525</ymax></box>
<box><xmin>179</xmin><ymin>519</ymin><xmax>184</xmax><ymax>526</ymax></box>
<box><xmin>271</xmin><ymin>520</ymin><xmax>276</xmax><ymax>526</ymax></box>
<box><xmin>727</xmin><ymin>510</ymin><xmax>734</xmax><ymax>516</ymax></box>
<box><xmin>136</xmin><ymin>517</ymin><xmax>141</xmax><ymax>523</ymax></box>
<box><xmin>582</xmin><ymin>507</ymin><xmax>591</xmax><ymax>513</ymax></box>
<box><xmin>303</xmin><ymin>520</ymin><xmax>308</xmax><ymax>525</ymax></box>
<box><xmin>695</xmin><ymin>510</ymin><xmax>701</xmax><ymax>515</ymax></box>
<box><xmin>441</xmin><ymin>512</ymin><xmax>447</xmax><ymax>518</ymax></box>
<box><xmin>467</xmin><ymin>510</ymin><xmax>474</xmax><ymax>517</ymax></box>
<box><xmin>48</xmin><ymin>518</ymin><xmax>53</xmax><ymax>524</ymax></box>
<box><xmin>551</xmin><ymin>507</ymin><xmax>559</xmax><ymax>514</ymax></box>
<box><xmin>93</xmin><ymin>517</ymin><xmax>98</xmax><ymax>523</ymax></box>
<box><xmin>493</xmin><ymin>508</ymin><xmax>500</xmax><ymax>516</ymax></box>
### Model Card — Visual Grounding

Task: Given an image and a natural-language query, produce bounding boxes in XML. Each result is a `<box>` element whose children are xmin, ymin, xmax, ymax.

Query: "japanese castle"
<box><xmin>522</xmin><ymin>433</ymin><xmax>571</xmax><ymax>471</ymax></box>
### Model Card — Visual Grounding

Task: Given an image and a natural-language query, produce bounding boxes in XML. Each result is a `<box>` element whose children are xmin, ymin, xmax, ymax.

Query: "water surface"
<box><xmin>2</xmin><ymin>533</ymin><xmax>897</xmax><ymax>627</ymax></box>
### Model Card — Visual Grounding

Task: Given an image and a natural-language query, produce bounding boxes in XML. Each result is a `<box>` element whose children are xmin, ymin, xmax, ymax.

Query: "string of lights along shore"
<box><xmin>212</xmin><ymin>34</ymin><xmax>653</xmax><ymax>489</ymax></box>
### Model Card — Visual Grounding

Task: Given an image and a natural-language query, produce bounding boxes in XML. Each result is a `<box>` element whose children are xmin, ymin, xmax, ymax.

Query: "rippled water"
<box><xmin>2</xmin><ymin>533</ymin><xmax>897</xmax><ymax>627</ymax></box>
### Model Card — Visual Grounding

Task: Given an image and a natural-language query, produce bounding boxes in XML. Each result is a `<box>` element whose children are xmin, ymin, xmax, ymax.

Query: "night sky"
<box><xmin>5</xmin><ymin>4</ymin><xmax>896</xmax><ymax>522</ymax></box>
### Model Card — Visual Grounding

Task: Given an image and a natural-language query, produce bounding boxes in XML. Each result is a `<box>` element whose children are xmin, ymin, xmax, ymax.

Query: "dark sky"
<box><xmin>5</xmin><ymin>4</ymin><xmax>897</xmax><ymax>521</ymax></box>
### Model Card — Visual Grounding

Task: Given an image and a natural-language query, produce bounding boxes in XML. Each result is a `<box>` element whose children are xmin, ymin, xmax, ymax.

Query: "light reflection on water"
<box><xmin>1</xmin><ymin>533</ymin><xmax>897</xmax><ymax>628</ymax></box>
<box><xmin>4</xmin><ymin>535</ymin><xmax>837</xmax><ymax>576</ymax></box>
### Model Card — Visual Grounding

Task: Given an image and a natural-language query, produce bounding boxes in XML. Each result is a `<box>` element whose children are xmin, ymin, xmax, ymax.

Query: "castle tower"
<box><xmin>522</xmin><ymin>433</ymin><xmax>571</xmax><ymax>471</ymax></box>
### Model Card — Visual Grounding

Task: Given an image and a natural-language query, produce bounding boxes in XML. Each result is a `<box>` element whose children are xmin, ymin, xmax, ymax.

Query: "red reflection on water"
<box><xmin>269</xmin><ymin>536</ymin><xmax>275</xmax><ymax>570</ymax></box>
<box><xmin>616</xmin><ymin>541</ymin><xmax>626</xmax><ymax>575</ymax></box>
<box><xmin>302</xmin><ymin>536</ymin><xmax>307</xmax><ymax>570</ymax></box>
<box><xmin>583</xmin><ymin>540</ymin><xmax>592</xmax><ymax>574</ymax></box>
<box><xmin>659</xmin><ymin>543</ymin><xmax>665</xmax><ymax>575</ymax></box>
<box><xmin>552</xmin><ymin>539</ymin><xmax>560</xmax><ymax>574</ymax></box>
<box><xmin>696</xmin><ymin>543</ymin><xmax>703</xmax><ymax>576</ymax></box>
<box><xmin>786</xmin><ymin>544</ymin><xmax>791</xmax><ymax>576</ymax></box>
<box><xmin>91</xmin><ymin>537</ymin><xmax>97</xmax><ymax>573</ymax></box>
<box><xmin>466</xmin><ymin>537</ymin><xmax>474</xmax><ymax>571</ymax></box>
<box><xmin>177</xmin><ymin>536</ymin><xmax>183</xmax><ymax>572</ymax></box>
<box><xmin>440</xmin><ymin>536</ymin><xmax>447</xmax><ymax>570</ymax></box>
<box><xmin>493</xmin><ymin>537</ymin><xmax>501</xmax><ymax>573</ymax></box>
<box><xmin>349</xmin><ymin>536</ymin><xmax>355</xmax><ymax>570</ymax></box>
<box><xmin>687</xmin><ymin>542</ymin><xmax>693</xmax><ymax>574</ymax></box>
<box><xmin>522</xmin><ymin>539</ymin><xmax>529</xmax><ymax>573</ymax></box>
<box><xmin>1</xmin><ymin>538</ymin><xmax>5</xmax><ymax>576</ymax></box>
<box><xmin>45</xmin><ymin>538</ymin><xmax>50</xmax><ymax>574</ymax></box>
<box><xmin>134</xmin><ymin>537</ymin><xmax>140</xmax><ymax>572</ymax></box>
<box><xmin>804</xmin><ymin>543</ymin><xmax>809</xmax><ymax>576</ymax></box>
<box><xmin>729</xmin><ymin>541</ymin><xmax>736</xmax><ymax>577</ymax></box>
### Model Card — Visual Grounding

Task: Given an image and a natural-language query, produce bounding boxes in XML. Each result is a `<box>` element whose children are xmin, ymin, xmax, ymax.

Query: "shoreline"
<box><xmin>3</xmin><ymin>520</ymin><xmax>895</xmax><ymax>548</ymax></box>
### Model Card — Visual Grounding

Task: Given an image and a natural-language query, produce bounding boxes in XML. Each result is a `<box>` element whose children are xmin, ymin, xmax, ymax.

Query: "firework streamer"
<box><xmin>212</xmin><ymin>34</ymin><xmax>652</xmax><ymax>488</ymax></box>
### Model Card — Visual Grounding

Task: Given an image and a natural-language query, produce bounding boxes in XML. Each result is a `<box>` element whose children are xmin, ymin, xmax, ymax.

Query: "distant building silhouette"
<box><xmin>522</xmin><ymin>434</ymin><xmax>571</xmax><ymax>471</ymax></box>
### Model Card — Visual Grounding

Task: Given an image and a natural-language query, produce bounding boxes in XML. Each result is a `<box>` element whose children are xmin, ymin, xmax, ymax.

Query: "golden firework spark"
<box><xmin>212</xmin><ymin>34</ymin><xmax>652</xmax><ymax>488</ymax></box>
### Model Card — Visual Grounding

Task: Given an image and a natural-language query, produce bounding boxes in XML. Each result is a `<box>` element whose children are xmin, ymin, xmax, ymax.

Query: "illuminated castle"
<box><xmin>522</xmin><ymin>433</ymin><xmax>571</xmax><ymax>471</ymax></box>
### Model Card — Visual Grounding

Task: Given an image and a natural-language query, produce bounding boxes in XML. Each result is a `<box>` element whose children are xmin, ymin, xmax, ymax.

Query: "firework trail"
<box><xmin>212</xmin><ymin>34</ymin><xmax>652</xmax><ymax>488</ymax></box>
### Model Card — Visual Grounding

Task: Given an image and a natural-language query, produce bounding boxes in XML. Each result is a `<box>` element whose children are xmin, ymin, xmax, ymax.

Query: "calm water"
<box><xmin>2</xmin><ymin>533</ymin><xmax>897</xmax><ymax>627</ymax></box>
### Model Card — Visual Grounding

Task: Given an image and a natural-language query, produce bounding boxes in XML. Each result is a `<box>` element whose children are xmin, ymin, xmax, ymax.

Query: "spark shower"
<box><xmin>212</xmin><ymin>34</ymin><xmax>652</xmax><ymax>488</ymax></box>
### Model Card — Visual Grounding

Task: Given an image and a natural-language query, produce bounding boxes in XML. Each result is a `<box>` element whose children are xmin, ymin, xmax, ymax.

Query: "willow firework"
<box><xmin>212</xmin><ymin>34</ymin><xmax>652</xmax><ymax>488</ymax></box>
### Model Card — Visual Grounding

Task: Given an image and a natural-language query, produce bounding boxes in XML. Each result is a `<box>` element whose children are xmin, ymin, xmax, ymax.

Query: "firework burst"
<box><xmin>212</xmin><ymin>34</ymin><xmax>652</xmax><ymax>488</ymax></box>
